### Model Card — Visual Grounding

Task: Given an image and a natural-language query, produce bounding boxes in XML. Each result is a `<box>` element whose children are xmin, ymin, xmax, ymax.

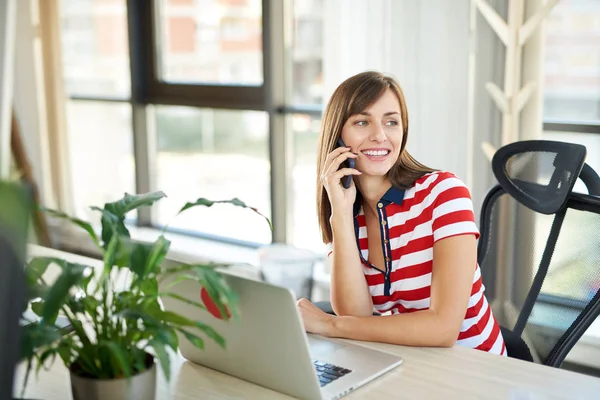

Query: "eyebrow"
<box><xmin>357</xmin><ymin>111</ymin><xmax>400</xmax><ymax>117</ymax></box>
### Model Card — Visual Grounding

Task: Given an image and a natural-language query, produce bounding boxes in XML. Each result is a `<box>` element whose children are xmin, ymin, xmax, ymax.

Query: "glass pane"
<box><xmin>290</xmin><ymin>114</ymin><xmax>322</xmax><ymax>252</ymax></box>
<box><xmin>153</xmin><ymin>106</ymin><xmax>271</xmax><ymax>244</ymax></box>
<box><xmin>60</xmin><ymin>0</ymin><xmax>131</xmax><ymax>98</ymax></box>
<box><xmin>155</xmin><ymin>0</ymin><xmax>263</xmax><ymax>85</ymax></box>
<box><xmin>542</xmin><ymin>131</ymin><xmax>600</xmax><ymax>194</ymax></box>
<box><xmin>290</xmin><ymin>0</ymin><xmax>324</xmax><ymax>105</ymax></box>
<box><xmin>66</xmin><ymin>101</ymin><xmax>135</xmax><ymax>222</ymax></box>
<box><xmin>543</xmin><ymin>0</ymin><xmax>600</xmax><ymax>121</ymax></box>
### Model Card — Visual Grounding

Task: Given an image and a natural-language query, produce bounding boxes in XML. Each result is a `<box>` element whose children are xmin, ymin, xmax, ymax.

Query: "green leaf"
<box><xmin>100</xmin><ymin>341</ymin><xmax>132</xmax><ymax>378</ymax></box>
<box><xmin>177</xmin><ymin>329</ymin><xmax>205</xmax><ymax>350</ymax></box>
<box><xmin>36</xmin><ymin>348</ymin><xmax>57</xmax><ymax>374</ymax></box>
<box><xmin>56</xmin><ymin>342</ymin><xmax>73</xmax><ymax>365</ymax></box>
<box><xmin>19</xmin><ymin>321</ymin><xmax>62</xmax><ymax>361</ymax></box>
<box><xmin>92</xmin><ymin>207</ymin><xmax>130</xmax><ymax>250</ymax></box>
<box><xmin>140</xmin><ymin>278</ymin><xmax>159</xmax><ymax>296</ymax></box>
<box><xmin>41</xmin><ymin>263</ymin><xmax>87</xmax><ymax>324</ymax></box>
<box><xmin>192</xmin><ymin>321</ymin><xmax>225</xmax><ymax>349</ymax></box>
<box><xmin>147</xmin><ymin>308</ymin><xmax>225</xmax><ymax>349</ymax></box>
<box><xmin>102</xmin><ymin>233</ymin><xmax>120</xmax><ymax>280</ymax></box>
<box><xmin>145</xmin><ymin>236</ymin><xmax>170</xmax><ymax>276</ymax></box>
<box><xmin>30</xmin><ymin>300</ymin><xmax>44</xmax><ymax>317</ymax></box>
<box><xmin>177</xmin><ymin>197</ymin><xmax>273</xmax><ymax>232</ymax></box>
<box><xmin>104</xmin><ymin>191</ymin><xmax>166</xmax><ymax>218</ymax></box>
<box><xmin>149</xmin><ymin>339</ymin><xmax>170</xmax><ymax>381</ymax></box>
<box><xmin>25</xmin><ymin>257</ymin><xmax>54</xmax><ymax>287</ymax></box>
<box><xmin>158</xmin><ymin>291</ymin><xmax>206</xmax><ymax>311</ymax></box>
<box><xmin>198</xmin><ymin>267</ymin><xmax>239</xmax><ymax>320</ymax></box>
<box><xmin>151</xmin><ymin>310</ymin><xmax>194</xmax><ymax>326</ymax></box>
<box><xmin>154</xmin><ymin>326</ymin><xmax>178</xmax><ymax>352</ymax></box>
<box><xmin>162</xmin><ymin>265</ymin><xmax>239</xmax><ymax>320</ymax></box>
<box><xmin>127</xmin><ymin>239</ymin><xmax>153</xmax><ymax>278</ymax></box>
<box><xmin>41</xmin><ymin>207</ymin><xmax>101</xmax><ymax>248</ymax></box>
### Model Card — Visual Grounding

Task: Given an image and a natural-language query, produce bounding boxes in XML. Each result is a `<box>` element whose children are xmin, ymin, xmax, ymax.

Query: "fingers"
<box><xmin>297</xmin><ymin>298</ymin><xmax>311</xmax><ymax>307</ymax></box>
<box><xmin>321</xmin><ymin>151</ymin><xmax>359</xmax><ymax>186</ymax></box>
<box><xmin>323</xmin><ymin>146</ymin><xmax>357</xmax><ymax>175</ymax></box>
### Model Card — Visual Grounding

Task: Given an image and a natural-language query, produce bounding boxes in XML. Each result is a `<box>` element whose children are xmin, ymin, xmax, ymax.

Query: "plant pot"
<box><xmin>69</xmin><ymin>353</ymin><xmax>156</xmax><ymax>400</ymax></box>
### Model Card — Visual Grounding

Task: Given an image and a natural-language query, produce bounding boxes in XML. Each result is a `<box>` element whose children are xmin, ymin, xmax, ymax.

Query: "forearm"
<box><xmin>329</xmin><ymin>215</ymin><xmax>373</xmax><ymax>317</ymax></box>
<box><xmin>330</xmin><ymin>310</ymin><xmax>459</xmax><ymax>347</ymax></box>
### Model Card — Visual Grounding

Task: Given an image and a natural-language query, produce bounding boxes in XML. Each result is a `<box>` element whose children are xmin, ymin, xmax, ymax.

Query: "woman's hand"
<box><xmin>320</xmin><ymin>146</ymin><xmax>361</xmax><ymax>216</ymax></box>
<box><xmin>297</xmin><ymin>298</ymin><xmax>336</xmax><ymax>337</ymax></box>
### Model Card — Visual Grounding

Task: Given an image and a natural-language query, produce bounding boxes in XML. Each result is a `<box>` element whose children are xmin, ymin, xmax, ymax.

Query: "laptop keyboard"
<box><xmin>313</xmin><ymin>360</ymin><xmax>352</xmax><ymax>387</ymax></box>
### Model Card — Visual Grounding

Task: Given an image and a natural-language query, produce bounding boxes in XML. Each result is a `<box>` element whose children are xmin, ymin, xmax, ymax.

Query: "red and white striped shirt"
<box><xmin>327</xmin><ymin>171</ymin><xmax>506</xmax><ymax>356</ymax></box>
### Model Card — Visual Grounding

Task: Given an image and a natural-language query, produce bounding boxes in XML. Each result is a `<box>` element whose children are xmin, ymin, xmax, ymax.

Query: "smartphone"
<box><xmin>337</xmin><ymin>138</ymin><xmax>355</xmax><ymax>189</ymax></box>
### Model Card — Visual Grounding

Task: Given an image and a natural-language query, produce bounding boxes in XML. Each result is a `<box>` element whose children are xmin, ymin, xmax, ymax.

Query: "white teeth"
<box><xmin>363</xmin><ymin>150</ymin><xmax>389</xmax><ymax>156</ymax></box>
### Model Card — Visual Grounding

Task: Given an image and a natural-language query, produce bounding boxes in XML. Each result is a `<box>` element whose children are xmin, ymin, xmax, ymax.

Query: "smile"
<box><xmin>361</xmin><ymin>149</ymin><xmax>391</xmax><ymax>159</ymax></box>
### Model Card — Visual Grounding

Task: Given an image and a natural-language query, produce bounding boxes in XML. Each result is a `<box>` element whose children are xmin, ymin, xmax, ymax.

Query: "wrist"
<box><xmin>330</xmin><ymin>212</ymin><xmax>354</xmax><ymax>230</ymax></box>
<box><xmin>327</xmin><ymin>315</ymin><xmax>345</xmax><ymax>337</ymax></box>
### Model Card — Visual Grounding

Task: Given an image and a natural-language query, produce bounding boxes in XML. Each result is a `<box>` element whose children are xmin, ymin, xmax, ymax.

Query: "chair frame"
<box><xmin>477</xmin><ymin>163</ymin><xmax>600</xmax><ymax>367</ymax></box>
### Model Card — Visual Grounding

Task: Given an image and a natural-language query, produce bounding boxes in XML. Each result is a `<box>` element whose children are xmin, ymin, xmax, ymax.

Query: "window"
<box><xmin>65</xmin><ymin>101</ymin><xmax>135</xmax><ymax>222</ymax></box>
<box><xmin>60</xmin><ymin>0</ymin><xmax>130</xmax><ymax>98</ymax></box>
<box><xmin>540</xmin><ymin>0</ymin><xmax>600</xmax><ymax>300</ymax></box>
<box><xmin>154</xmin><ymin>0</ymin><xmax>263</xmax><ymax>85</ymax></box>
<box><xmin>60</xmin><ymin>0</ymin><xmax>135</xmax><ymax>224</ymax></box>
<box><xmin>289</xmin><ymin>0</ymin><xmax>324</xmax><ymax>105</ymax></box>
<box><xmin>59</xmin><ymin>0</ymin><xmax>326</xmax><ymax>251</ymax></box>
<box><xmin>543</xmin><ymin>0</ymin><xmax>600</xmax><ymax>122</ymax></box>
<box><xmin>153</xmin><ymin>106</ymin><xmax>271</xmax><ymax>244</ymax></box>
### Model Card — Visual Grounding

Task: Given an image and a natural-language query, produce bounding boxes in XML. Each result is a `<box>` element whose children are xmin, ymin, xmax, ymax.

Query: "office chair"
<box><xmin>477</xmin><ymin>140</ymin><xmax>600</xmax><ymax>367</ymax></box>
<box><xmin>316</xmin><ymin>140</ymin><xmax>600</xmax><ymax>368</ymax></box>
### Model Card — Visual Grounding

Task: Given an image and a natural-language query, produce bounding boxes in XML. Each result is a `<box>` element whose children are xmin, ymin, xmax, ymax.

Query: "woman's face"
<box><xmin>340</xmin><ymin>89</ymin><xmax>404</xmax><ymax>178</ymax></box>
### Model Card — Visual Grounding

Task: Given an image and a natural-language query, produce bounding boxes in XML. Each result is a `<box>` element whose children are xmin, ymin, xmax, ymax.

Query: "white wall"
<box><xmin>323</xmin><ymin>0</ymin><xmax>507</xmax><ymax>215</ymax></box>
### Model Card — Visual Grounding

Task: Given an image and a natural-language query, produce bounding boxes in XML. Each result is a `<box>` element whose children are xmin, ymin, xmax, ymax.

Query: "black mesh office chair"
<box><xmin>316</xmin><ymin>140</ymin><xmax>600</xmax><ymax>368</ymax></box>
<box><xmin>477</xmin><ymin>140</ymin><xmax>600</xmax><ymax>367</ymax></box>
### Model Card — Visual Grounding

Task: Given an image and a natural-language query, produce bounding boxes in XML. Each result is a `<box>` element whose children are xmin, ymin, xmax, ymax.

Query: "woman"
<box><xmin>298</xmin><ymin>71</ymin><xmax>506</xmax><ymax>356</ymax></box>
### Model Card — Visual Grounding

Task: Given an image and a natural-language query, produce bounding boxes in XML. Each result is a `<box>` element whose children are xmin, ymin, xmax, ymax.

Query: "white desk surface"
<box><xmin>15</xmin><ymin>244</ymin><xmax>600</xmax><ymax>400</ymax></box>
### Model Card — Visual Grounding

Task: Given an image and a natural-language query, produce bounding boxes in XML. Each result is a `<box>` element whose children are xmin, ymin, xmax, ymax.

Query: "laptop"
<box><xmin>159</xmin><ymin>271</ymin><xmax>402</xmax><ymax>400</ymax></box>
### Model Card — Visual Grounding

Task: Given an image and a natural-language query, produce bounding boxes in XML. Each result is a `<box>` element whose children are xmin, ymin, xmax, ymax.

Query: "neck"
<box><xmin>356</xmin><ymin>176</ymin><xmax>392</xmax><ymax>215</ymax></box>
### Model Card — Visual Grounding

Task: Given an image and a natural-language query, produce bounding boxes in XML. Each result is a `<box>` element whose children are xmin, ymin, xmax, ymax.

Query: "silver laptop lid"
<box><xmin>160</xmin><ymin>272</ymin><xmax>323</xmax><ymax>400</ymax></box>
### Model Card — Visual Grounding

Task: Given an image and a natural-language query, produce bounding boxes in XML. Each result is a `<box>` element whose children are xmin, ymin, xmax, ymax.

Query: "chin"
<box><xmin>362</xmin><ymin>170</ymin><xmax>390</xmax><ymax>178</ymax></box>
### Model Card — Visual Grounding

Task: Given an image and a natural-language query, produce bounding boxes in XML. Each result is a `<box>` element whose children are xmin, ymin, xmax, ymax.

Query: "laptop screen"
<box><xmin>0</xmin><ymin>182</ymin><xmax>32</xmax><ymax>400</ymax></box>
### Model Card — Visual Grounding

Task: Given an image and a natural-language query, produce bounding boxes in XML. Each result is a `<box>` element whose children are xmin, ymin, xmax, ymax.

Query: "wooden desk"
<box><xmin>15</xmin><ymin>245</ymin><xmax>600</xmax><ymax>399</ymax></box>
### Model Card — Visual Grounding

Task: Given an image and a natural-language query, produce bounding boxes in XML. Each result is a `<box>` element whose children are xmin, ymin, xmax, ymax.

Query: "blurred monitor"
<box><xmin>0</xmin><ymin>182</ymin><xmax>32</xmax><ymax>400</ymax></box>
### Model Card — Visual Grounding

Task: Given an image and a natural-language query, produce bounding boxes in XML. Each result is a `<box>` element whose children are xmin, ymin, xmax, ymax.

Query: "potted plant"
<box><xmin>19</xmin><ymin>191</ymin><xmax>271</xmax><ymax>400</ymax></box>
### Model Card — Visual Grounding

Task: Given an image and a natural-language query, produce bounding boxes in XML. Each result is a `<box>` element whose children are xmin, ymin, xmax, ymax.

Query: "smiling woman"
<box><xmin>302</xmin><ymin>71</ymin><xmax>507</xmax><ymax>356</ymax></box>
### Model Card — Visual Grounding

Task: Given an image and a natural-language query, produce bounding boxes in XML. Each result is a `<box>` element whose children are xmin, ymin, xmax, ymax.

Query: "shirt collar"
<box><xmin>353</xmin><ymin>185</ymin><xmax>406</xmax><ymax>217</ymax></box>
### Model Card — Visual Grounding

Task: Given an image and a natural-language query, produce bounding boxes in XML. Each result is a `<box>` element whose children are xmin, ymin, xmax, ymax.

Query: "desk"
<box><xmin>15</xmin><ymin>245</ymin><xmax>600</xmax><ymax>400</ymax></box>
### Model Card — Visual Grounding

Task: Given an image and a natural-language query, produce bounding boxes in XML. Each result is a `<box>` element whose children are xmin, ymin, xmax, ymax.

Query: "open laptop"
<box><xmin>159</xmin><ymin>271</ymin><xmax>402</xmax><ymax>400</ymax></box>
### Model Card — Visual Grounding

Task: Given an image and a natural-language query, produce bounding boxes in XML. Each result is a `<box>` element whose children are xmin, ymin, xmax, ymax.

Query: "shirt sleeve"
<box><xmin>430</xmin><ymin>173</ymin><xmax>480</xmax><ymax>243</ymax></box>
<box><xmin>325</xmin><ymin>242</ymin><xmax>333</xmax><ymax>257</ymax></box>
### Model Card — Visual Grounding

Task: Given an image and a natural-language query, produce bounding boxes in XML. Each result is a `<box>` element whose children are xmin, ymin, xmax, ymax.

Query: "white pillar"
<box><xmin>0</xmin><ymin>0</ymin><xmax>16</xmax><ymax>178</ymax></box>
<box><xmin>13</xmin><ymin>0</ymin><xmax>55</xmax><ymax>206</ymax></box>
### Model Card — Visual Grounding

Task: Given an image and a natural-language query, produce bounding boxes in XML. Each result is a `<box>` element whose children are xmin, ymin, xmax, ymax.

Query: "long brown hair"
<box><xmin>316</xmin><ymin>71</ymin><xmax>435</xmax><ymax>244</ymax></box>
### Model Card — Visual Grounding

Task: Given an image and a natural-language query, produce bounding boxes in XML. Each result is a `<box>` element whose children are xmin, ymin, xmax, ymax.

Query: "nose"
<box><xmin>369</xmin><ymin>121</ymin><xmax>387</xmax><ymax>143</ymax></box>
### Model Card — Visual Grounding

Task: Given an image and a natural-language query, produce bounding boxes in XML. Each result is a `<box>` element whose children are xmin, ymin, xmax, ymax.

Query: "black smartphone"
<box><xmin>337</xmin><ymin>138</ymin><xmax>355</xmax><ymax>189</ymax></box>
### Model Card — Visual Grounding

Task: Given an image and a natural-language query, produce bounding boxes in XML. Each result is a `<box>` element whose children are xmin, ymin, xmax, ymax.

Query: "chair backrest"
<box><xmin>477</xmin><ymin>140</ymin><xmax>600</xmax><ymax>367</ymax></box>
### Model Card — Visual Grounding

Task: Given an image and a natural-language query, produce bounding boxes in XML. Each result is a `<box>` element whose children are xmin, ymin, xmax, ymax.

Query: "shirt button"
<box><xmin>384</xmin><ymin>239</ymin><xmax>389</xmax><ymax>244</ymax></box>
<box><xmin>385</xmin><ymin>257</ymin><xmax>390</xmax><ymax>262</ymax></box>
<box><xmin>377</xmin><ymin>202</ymin><xmax>383</xmax><ymax>208</ymax></box>
<box><xmin>381</xmin><ymin>220</ymin><xmax>386</xmax><ymax>226</ymax></box>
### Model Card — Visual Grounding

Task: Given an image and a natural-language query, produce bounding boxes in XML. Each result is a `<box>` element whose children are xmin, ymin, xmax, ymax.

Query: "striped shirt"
<box><xmin>327</xmin><ymin>171</ymin><xmax>506</xmax><ymax>356</ymax></box>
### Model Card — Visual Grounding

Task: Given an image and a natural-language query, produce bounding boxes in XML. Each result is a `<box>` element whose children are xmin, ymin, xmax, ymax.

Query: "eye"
<box><xmin>354</xmin><ymin>120</ymin><xmax>368</xmax><ymax>127</ymax></box>
<box><xmin>385</xmin><ymin>120</ymin><xmax>399</xmax><ymax>126</ymax></box>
